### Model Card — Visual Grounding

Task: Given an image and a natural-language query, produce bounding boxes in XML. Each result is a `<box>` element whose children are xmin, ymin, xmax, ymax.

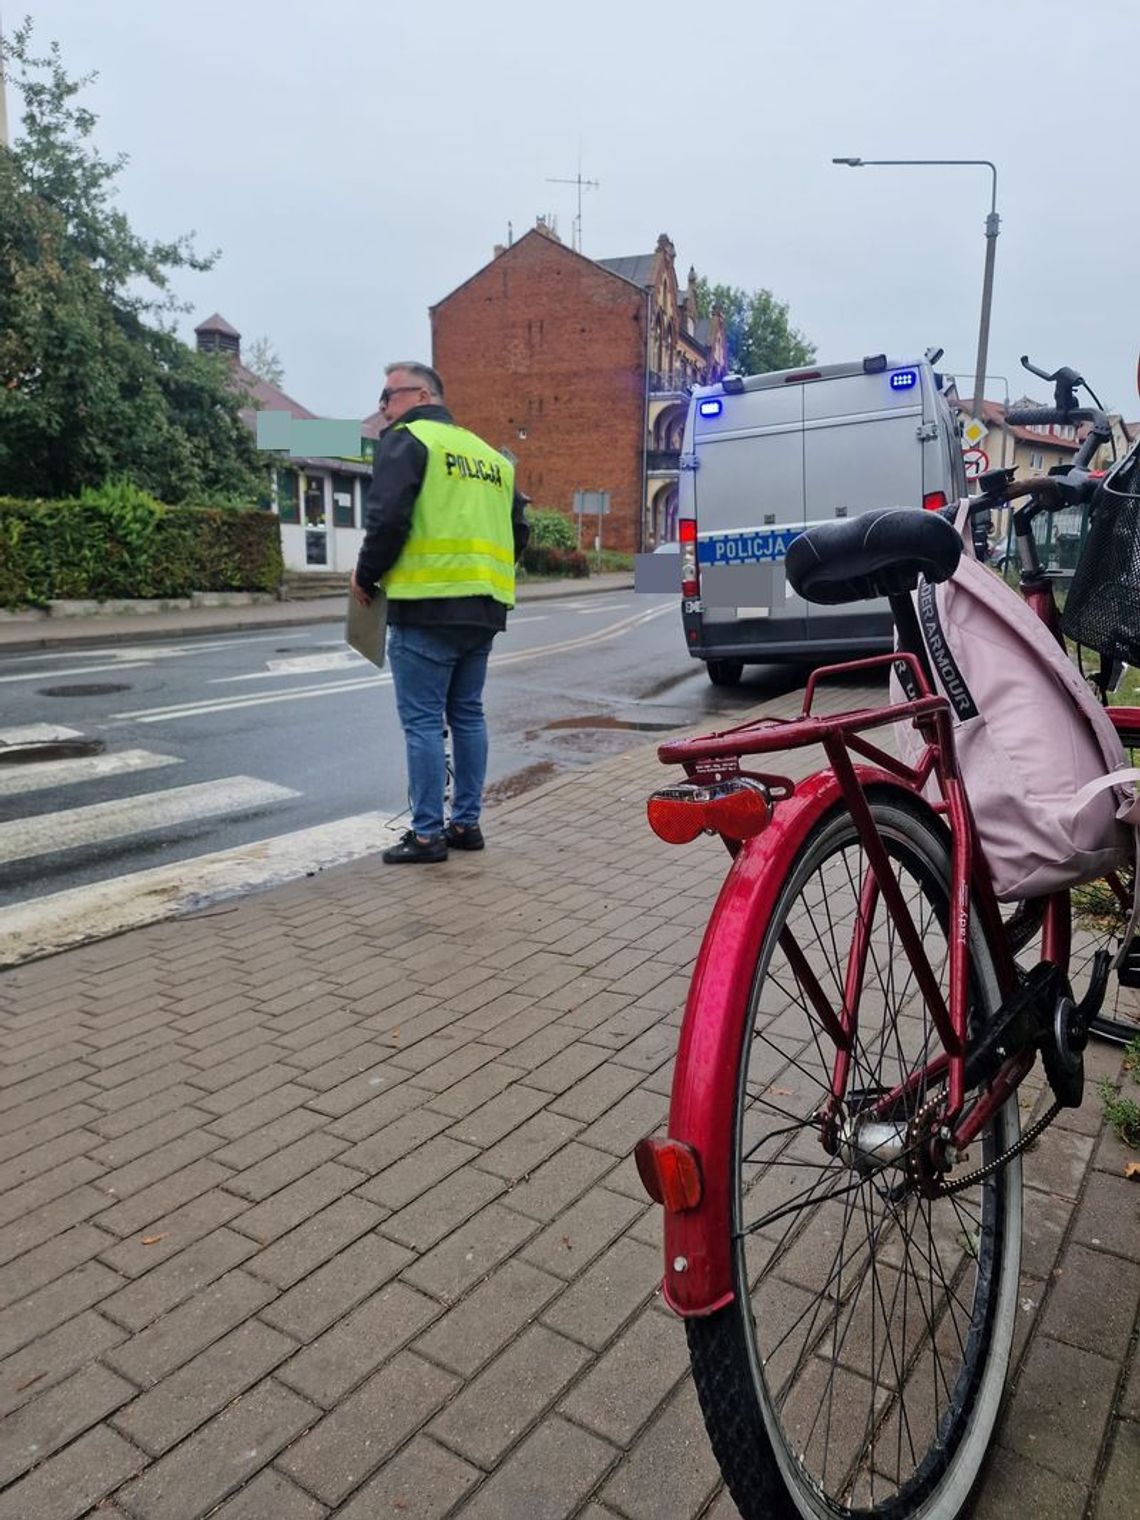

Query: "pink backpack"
<box><xmin>891</xmin><ymin>502</ymin><xmax>1134</xmax><ymax>903</ymax></box>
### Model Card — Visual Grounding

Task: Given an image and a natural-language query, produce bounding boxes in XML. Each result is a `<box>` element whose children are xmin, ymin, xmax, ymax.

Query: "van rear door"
<box><xmin>693</xmin><ymin>382</ymin><xmax>806</xmax><ymax>628</ymax></box>
<box><xmin>802</xmin><ymin>366</ymin><xmax>926</xmax><ymax>631</ymax></box>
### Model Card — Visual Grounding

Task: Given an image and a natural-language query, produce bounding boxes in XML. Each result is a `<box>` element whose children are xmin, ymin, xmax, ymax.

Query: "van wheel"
<box><xmin>707</xmin><ymin>660</ymin><xmax>744</xmax><ymax>687</ymax></box>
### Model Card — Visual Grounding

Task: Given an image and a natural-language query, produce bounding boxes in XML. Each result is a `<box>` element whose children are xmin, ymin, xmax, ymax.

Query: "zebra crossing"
<box><xmin>0</xmin><ymin>723</ymin><xmax>400</xmax><ymax>967</ymax></box>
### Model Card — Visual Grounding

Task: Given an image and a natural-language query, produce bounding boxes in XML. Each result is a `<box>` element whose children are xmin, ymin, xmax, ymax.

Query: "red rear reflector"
<box><xmin>784</xmin><ymin>371</ymin><xmax>822</xmax><ymax>382</ymax></box>
<box><xmin>679</xmin><ymin>519</ymin><xmax>697</xmax><ymax>542</ymax></box>
<box><xmin>923</xmin><ymin>491</ymin><xmax>947</xmax><ymax>512</ymax></box>
<box><xmin>647</xmin><ymin>795</ymin><xmax>704</xmax><ymax>844</ymax></box>
<box><xmin>634</xmin><ymin>1137</ymin><xmax>702</xmax><ymax>1211</ymax></box>
<box><xmin>646</xmin><ymin>780</ymin><xmax>771</xmax><ymax>845</ymax></box>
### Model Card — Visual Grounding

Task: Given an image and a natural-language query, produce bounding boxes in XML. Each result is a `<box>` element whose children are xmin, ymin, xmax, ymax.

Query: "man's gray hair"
<box><xmin>385</xmin><ymin>361</ymin><xmax>444</xmax><ymax>400</ymax></box>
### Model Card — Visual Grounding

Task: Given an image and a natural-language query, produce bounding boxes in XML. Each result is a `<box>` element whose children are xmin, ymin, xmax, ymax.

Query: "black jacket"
<box><xmin>355</xmin><ymin>403</ymin><xmax>530</xmax><ymax>633</ymax></box>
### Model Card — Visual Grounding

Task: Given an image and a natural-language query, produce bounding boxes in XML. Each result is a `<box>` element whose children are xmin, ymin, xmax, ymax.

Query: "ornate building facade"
<box><xmin>431</xmin><ymin>225</ymin><xmax>727</xmax><ymax>552</ymax></box>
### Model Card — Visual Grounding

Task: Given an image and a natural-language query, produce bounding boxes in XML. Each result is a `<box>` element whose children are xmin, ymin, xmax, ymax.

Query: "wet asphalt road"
<box><xmin>0</xmin><ymin>593</ymin><xmax>814</xmax><ymax>907</ymax></box>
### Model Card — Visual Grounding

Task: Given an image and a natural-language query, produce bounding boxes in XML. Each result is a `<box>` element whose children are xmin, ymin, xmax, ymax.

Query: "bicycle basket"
<box><xmin>1062</xmin><ymin>440</ymin><xmax>1140</xmax><ymax>664</ymax></box>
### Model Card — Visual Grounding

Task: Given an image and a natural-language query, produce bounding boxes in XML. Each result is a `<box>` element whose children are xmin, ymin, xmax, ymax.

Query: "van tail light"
<box><xmin>679</xmin><ymin>517</ymin><xmax>699</xmax><ymax>597</ymax></box>
<box><xmin>635</xmin><ymin>1137</ymin><xmax>702</xmax><ymax>1211</ymax></box>
<box><xmin>646</xmin><ymin>778</ymin><xmax>771</xmax><ymax>845</ymax></box>
<box><xmin>923</xmin><ymin>491</ymin><xmax>948</xmax><ymax>511</ymax></box>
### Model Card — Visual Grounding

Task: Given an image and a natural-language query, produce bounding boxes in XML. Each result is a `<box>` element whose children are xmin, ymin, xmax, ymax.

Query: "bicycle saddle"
<box><xmin>785</xmin><ymin>507</ymin><xmax>961</xmax><ymax>606</ymax></box>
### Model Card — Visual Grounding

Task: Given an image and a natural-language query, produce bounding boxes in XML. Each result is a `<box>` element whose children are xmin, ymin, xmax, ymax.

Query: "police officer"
<box><xmin>351</xmin><ymin>362</ymin><xmax>529</xmax><ymax>864</ymax></box>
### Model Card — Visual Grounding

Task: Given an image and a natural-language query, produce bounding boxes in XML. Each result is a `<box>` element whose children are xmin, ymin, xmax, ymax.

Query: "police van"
<box><xmin>676</xmin><ymin>352</ymin><xmax>967</xmax><ymax>684</ymax></box>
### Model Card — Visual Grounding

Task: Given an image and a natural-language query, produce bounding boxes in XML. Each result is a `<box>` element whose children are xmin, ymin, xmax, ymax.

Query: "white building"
<box><xmin>195</xmin><ymin>314</ymin><xmax>382</xmax><ymax>574</ymax></box>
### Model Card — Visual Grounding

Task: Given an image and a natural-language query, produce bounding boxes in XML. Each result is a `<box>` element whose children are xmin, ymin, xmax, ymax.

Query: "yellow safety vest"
<box><xmin>384</xmin><ymin>419</ymin><xmax>517</xmax><ymax>606</ymax></box>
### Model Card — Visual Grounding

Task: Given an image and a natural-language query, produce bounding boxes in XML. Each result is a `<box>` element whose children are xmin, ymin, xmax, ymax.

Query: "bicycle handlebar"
<box><xmin>1005</xmin><ymin>406</ymin><xmax>1075</xmax><ymax>427</ymax></box>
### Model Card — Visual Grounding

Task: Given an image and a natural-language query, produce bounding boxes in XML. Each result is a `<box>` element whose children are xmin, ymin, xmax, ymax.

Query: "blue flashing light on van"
<box><xmin>890</xmin><ymin>369</ymin><xmax>918</xmax><ymax>391</ymax></box>
<box><xmin>697</xmin><ymin>399</ymin><xmax>723</xmax><ymax>418</ymax></box>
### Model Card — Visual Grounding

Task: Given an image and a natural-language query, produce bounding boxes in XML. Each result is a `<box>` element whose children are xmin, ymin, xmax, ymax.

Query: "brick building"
<box><xmin>430</xmin><ymin>224</ymin><xmax>726</xmax><ymax>552</ymax></box>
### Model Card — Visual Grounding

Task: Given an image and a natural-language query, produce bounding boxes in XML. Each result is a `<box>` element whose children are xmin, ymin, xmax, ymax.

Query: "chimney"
<box><xmin>194</xmin><ymin>313</ymin><xmax>242</xmax><ymax>361</ymax></box>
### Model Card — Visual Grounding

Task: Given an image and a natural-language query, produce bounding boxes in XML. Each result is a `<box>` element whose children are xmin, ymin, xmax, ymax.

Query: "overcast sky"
<box><xmin>12</xmin><ymin>0</ymin><xmax>1140</xmax><ymax>422</ymax></box>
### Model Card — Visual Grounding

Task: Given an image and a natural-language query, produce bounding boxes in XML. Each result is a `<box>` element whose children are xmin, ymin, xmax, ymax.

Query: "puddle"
<box><xmin>484</xmin><ymin>761</ymin><xmax>558</xmax><ymax>805</ymax></box>
<box><xmin>0</xmin><ymin>738</ymin><xmax>106</xmax><ymax>765</ymax></box>
<box><xmin>38</xmin><ymin>683</ymin><xmax>133</xmax><ymax>697</ymax></box>
<box><xmin>638</xmin><ymin>670</ymin><xmax>699</xmax><ymax>701</ymax></box>
<box><xmin>543</xmin><ymin>714</ymin><xmax>676</xmax><ymax>734</ymax></box>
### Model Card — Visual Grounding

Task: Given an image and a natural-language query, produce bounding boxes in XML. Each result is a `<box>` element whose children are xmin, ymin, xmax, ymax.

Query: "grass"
<box><xmin>1098</xmin><ymin>1035</ymin><xmax>1140</xmax><ymax>1149</ymax></box>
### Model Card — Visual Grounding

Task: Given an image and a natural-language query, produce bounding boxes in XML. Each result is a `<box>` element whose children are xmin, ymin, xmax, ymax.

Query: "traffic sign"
<box><xmin>573</xmin><ymin>490</ymin><xmax>611</xmax><ymax>516</ymax></box>
<box><xmin>962</xmin><ymin>447</ymin><xmax>990</xmax><ymax>479</ymax></box>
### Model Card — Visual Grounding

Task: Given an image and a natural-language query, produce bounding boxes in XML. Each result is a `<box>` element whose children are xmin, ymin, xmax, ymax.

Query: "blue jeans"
<box><xmin>387</xmin><ymin>624</ymin><xmax>495</xmax><ymax>838</ymax></box>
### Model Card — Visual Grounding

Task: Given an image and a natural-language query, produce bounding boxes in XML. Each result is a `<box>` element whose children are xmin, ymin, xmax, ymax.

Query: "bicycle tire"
<box><xmin>687</xmin><ymin>795</ymin><xmax>1022</xmax><ymax>1519</ymax></box>
<box><xmin>1071</xmin><ymin>723</ymin><xmax>1140</xmax><ymax>1045</ymax></box>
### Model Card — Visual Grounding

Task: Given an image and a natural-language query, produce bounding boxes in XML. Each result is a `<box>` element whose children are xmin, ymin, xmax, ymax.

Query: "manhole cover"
<box><xmin>37</xmin><ymin>683</ymin><xmax>132</xmax><ymax>697</ymax></box>
<box><xmin>0</xmin><ymin>738</ymin><xmax>106</xmax><ymax>765</ymax></box>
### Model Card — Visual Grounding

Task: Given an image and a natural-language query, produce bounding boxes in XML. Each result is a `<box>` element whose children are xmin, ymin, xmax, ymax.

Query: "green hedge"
<box><xmin>521</xmin><ymin>544</ymin><xmax>590</xmax><ymax>578</ymax></box>
<box><xmin>526</xmin><ymin>508</ymin><xmax>578</xmax><ymax>552</ymax></box>
<box><xmin>0</xmin><ymin>497</ymin><xmax>284</xmax><ymax>608</ymax></box>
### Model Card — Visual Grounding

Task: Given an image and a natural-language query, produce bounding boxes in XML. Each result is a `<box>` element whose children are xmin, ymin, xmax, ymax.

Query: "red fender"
<box><xmin>659</xmin><ymin>765</ymin><xmax>914</xmax><ymax>1317</ymax></box>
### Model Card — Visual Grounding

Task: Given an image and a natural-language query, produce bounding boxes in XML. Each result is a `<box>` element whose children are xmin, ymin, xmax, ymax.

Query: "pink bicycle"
<box><xmin>636</xmin><ymin>368</ymin><xmax>1140</xmax><ymax>1518</ymax></box>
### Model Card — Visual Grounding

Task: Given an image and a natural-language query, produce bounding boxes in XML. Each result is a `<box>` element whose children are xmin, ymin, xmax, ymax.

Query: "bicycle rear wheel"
<box><xmin>687</xmin><ymin>795</ymin><xmax>1022</xmax><ymax>1519</ymax></box>
<box><xmin>1071</xmin><ymin>722</ymin><xmax>1140</xmax><ymax>1044</ymax></box>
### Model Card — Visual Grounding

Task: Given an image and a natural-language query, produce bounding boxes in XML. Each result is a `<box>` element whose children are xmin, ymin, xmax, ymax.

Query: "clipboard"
<box><xmin>345</xmin><ymin>590</ymin><xmax>388</xmax><ymax>669</ymax></box>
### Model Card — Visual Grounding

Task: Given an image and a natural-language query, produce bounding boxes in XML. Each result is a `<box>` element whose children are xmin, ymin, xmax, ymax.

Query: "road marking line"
<box><xmin>0</xmin><ymin>634</ymin><xmax>289</xmax><ymax>668</ymax></box>
<box><xmin>0</xmin><ymin>776</ymin><xmax>299</xmax><ymax>865</ymax></box>
<box><xmin>572</xmin><ymin>602</ymin><xmax>631</xmax><ymax>614</ymax></box>
<box><xmin>212</xmin><ymin>651</ymin><xmax>368</xmax><ymax>683</ymax></box>
<box><xmin>0</xmin><ymin>810</ymin><xmax>406</xmax><ymax>967</ymax></box>
<box><xmin>0</xmin><ymin>724</ymin><xmax>84</xmax><ymax>747</ymax></box>
<box><xmin>0</xmin><ymin>749</ymin><xmax>181</xmax><ymax>799</ymax></box>
<box><xmin>110</xmin><ymin>602</ymin><xmax>672</xmax><ymax>725</ymax></box>
<box><xmin>0</xmin><ymin>660</ymin><xmax>154</xmax><ymax>685</ymax></box>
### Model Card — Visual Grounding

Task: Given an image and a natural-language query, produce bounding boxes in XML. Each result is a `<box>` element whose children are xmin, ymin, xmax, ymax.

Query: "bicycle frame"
<box><xmin>649</xmin><ymin>649</ymin><xmax>1052</xmax><ymax>1318</ymax></box>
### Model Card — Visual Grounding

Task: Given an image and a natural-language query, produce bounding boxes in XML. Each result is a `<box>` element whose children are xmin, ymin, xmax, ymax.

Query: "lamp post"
<box><xmin>832</xmin><ymin>157</ymin><xmax>999</xmax><ymax>425</ymax></box>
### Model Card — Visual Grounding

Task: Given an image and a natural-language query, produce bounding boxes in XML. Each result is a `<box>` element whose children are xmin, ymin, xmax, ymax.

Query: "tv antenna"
<box><xmin>545</xmin><ymin>163</ymin><xmax>599</xmax><ymax>253</ymax></box>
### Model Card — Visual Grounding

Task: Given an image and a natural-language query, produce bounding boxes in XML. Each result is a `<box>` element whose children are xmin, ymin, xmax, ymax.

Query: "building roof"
<box><xmin>195</xmin><ymin>312</ymin><xmax>241</xmax><ymax>338</ymax></box>
<box><xmin>231</xmin><ymin>361</ymin><xmax>317</xmax><ymax>431</ymax></box>
<box><xmin>597</xmin><ymin>253</ymin><xmax>656</xmax><ymax>288</ymax></box>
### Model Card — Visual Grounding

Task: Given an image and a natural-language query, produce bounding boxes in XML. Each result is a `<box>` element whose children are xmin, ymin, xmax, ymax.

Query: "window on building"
<box><xmin>276</xmin><ymin>469</ymin><xmax>300</xmax><ymax>524</ymax></box>
<box><xmin>331</xmin><ymin>473</ymin><xmax>355</xmax><ymax>528</ymax></box>
<box><xmin>1029</xmin><ymin>449</ymin><xmax>1044</xmax><ymax>470</ymax></box>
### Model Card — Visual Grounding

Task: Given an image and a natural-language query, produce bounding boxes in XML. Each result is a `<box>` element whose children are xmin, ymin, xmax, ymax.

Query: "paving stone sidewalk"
<box><xmin>0</xmin><ymin>681</ymin><xmax>1138</xmax><ymax>1519</ymax></box>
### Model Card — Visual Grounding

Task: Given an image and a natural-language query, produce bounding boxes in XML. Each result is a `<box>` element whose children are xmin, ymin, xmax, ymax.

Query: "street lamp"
<box><xmin>832</xmin><ymin>157</ymin><xmax>1000</xmax><ymax>425</ymax></box>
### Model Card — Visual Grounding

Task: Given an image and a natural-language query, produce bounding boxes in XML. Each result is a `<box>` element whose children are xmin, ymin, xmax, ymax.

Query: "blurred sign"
<box><xmin>963</xmin><ymin>447</ymin><xmax>990</xmax><ymax>478</ymax></box>
<box><xmin>961</xmin><ymin>418</ymin><xmax>988</xmax><ymax>448</ymax></box>
<box><xmin>573</xmin><ymin>490</ymin><xmax>611</xmax><ymax>516</ymax></box>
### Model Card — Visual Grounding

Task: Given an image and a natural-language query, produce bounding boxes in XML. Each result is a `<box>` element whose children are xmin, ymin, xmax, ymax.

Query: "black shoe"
<box><xmin>445</xmin><ymin>822</ymin><xmax>485</xmax><ymax>851</ymax></box>
<box><xmin>382</xmin><ymin>830</ymin><xmax>448</xmax><ymax>864</ymax></box>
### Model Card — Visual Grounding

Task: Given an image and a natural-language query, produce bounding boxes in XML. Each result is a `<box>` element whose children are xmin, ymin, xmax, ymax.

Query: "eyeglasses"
<box><xmin>379</xmin><ymin>385</ymin><xmax>422</xmax><ymax>407</ymax></box>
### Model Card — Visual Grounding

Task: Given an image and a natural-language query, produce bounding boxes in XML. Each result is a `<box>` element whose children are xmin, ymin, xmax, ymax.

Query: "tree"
<box><xmin>0</xmin><ymin>20</ymin><xmax>264</xmax><ymax>503</ymax></box>
<box><xmin>244</xmin><ymin>336</ymin><xmax>285</xmax><ymax>389</ymax></box>
<box><xmin>695</xmin><ymin>276</ymin><xmax>815</xmax><ymax>377</ymax></box>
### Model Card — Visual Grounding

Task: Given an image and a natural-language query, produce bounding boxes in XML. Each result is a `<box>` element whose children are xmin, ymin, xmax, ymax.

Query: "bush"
<box><xmin>521</xmin><ymin>544</ymin><xmax>590</xmax><ymax>578</ymax></box>
<box><xmin>0</xmin><ymin>495</ymin><xmax>284</xmax><ymax>607</ymax></box>
<box><xmin>526</xmin><ymin>507</ymin><xmax>577</xmax><ymax>551</ymax></box>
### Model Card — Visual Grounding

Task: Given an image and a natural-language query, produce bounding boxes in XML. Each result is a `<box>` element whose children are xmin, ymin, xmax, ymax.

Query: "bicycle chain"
<box><xmin>936</xmin><ymin>1099</ymin><xmax>1062</xmax><ymax>1196</ymax></box>
<box><xmin>904</xmin><ymin>1091</ymin><xmax>1062</xmax><ymax>1197</ymax></box>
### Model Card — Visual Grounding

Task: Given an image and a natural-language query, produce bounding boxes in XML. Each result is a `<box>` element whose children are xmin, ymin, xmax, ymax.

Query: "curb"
<box><xmin>0</xmin><ymin>576</ymin><xmax>637</xmax><ymax>654</ymax></box>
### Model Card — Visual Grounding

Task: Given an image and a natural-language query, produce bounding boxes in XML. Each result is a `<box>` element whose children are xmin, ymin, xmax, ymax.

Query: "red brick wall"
<box><xmin>430</xmin><ymin>231</ymin><xmax>647</xmax><ymax>553</ymax></box>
